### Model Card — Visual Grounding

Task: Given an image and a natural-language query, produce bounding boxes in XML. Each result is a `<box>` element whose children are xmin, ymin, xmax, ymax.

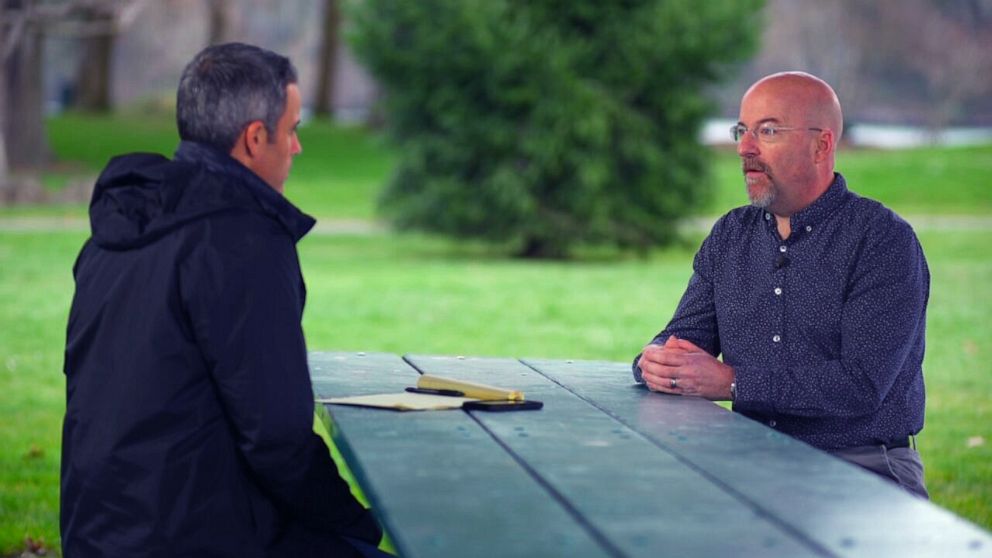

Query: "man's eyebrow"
<box><xmin>738</xmin><ymin>117</ymin><xmax>782</xmax><ymax>126</ymax></box>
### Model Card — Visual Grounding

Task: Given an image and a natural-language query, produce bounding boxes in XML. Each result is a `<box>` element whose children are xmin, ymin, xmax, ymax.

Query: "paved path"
<box><xmin>0</xmin><ymin>215</ymin><xmax>990</xmax><ymax>234</ymax></box>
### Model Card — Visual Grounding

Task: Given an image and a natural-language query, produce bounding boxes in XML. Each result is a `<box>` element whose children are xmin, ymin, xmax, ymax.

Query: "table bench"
<box><xmin>309</xmin><ymin>351</ymin><xmax>992</xmax><ymax>557</ymax></box>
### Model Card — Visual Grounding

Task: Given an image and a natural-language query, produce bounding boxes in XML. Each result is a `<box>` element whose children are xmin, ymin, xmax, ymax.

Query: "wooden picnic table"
<box><xmin>309</xmin><ymin>352</ymin><xmax>992</xmax><ymax>558</ymax></box>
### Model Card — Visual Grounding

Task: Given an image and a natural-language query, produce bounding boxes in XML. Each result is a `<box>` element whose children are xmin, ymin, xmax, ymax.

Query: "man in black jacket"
<box><xmin>62</xmin><ymin>43</ymin><xmax>384</xmax><ymax>557</ymax></box>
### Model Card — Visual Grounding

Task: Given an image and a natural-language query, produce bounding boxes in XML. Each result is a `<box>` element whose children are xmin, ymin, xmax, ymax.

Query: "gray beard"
<box><xmin>746</xmin><ymin>178</ymin><xmax>776</xmax><ymax>208</ymax></box>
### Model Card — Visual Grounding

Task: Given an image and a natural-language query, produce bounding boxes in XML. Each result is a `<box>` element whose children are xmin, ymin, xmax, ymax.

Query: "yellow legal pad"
<box><xmin>316</xmin><ymin>392</ymin><xmax>476</xmax><ymax>411</ymax></box>
<box><xmin>317</xmin><ymin>374</ymin><xmax>524</xmax><ymax>411</ymax></box>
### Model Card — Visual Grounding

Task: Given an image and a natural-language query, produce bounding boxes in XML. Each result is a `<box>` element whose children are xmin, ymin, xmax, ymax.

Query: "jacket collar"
<box><xmin>174</xmin><ymin>141</ymin><xmax>315</xmax><ymax>242</ymax></box>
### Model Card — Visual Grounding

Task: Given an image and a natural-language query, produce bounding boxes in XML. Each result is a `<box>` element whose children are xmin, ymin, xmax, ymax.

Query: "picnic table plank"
<box><xmin>405</xmin><ymin>354</ymin><xmax>826</xmax><ymax>556</ymax></box>
<box><xmin>523</xmin><ymin>357</ymin><xmax>992</xmax><ymax>558</ymax></box>
<box><xmin>308</xmin><ymin>352</ymin><xmax>610</xmax><ymax>558</ymax></box>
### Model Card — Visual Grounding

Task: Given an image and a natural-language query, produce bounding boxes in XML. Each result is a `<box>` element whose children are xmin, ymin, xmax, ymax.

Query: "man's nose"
<box><xmin>737</xmin><ymin>132</ymin><xmax>759</xmax><ymax>157</ymax></box>
<box><xmin>292</xmin><ymin>136</ymin><xmax>302</xmax><ymax>156</ymax></box>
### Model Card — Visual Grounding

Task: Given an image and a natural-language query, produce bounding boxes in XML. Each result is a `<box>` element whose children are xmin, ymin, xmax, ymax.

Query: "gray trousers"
<box><xmin>828</xmin><ymin>443</ymin><xmax>929</xmax><ymax>499</ymax></box>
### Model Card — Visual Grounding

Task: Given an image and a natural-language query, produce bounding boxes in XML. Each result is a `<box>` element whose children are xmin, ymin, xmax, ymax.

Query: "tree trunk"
<box><xmin>0</xmin><ymin>127</ymin><xmax>8</xmax><ymax>196</ymax></box>
<box><xmin>3</xmin><ymin>20</ymin><xmax>50</xmax><ymax>171</ymax></box>
<box><xmin>0</xmin><ymin>2</ymin><xmax>8</xmax><ymax>193</ymax></box>
<box><xmin>518</xmin><ymin>236</ymin><xmax>569</xmax><ymax>260</ymax></box>
<box><xmin>73</xmin><ymin>7</ymin><xmax>116</xmax><ymax>113</ymax></box>
<box><xmin>313</xmin><ymin>0</ymin><xmax>341</xmax><ymax>118</ymax></box>
<box><xmin>206</xmin><ymin>0</ymin><xmax>232</xmax><ymax>45</ymax></box>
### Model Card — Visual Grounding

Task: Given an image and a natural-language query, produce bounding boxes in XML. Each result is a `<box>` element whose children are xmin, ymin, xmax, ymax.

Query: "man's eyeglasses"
<box><xmin>731</xmin><ymin>123</ymin><xmax>823</xmax><ymax>144</ymax></box>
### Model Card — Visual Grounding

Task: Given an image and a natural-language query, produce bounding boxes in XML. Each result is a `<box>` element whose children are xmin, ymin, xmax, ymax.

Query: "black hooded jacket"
<box><xmin>62</xmin><ymin>141</ymin><xmax>381</xmax><ymax>557</ymax></box>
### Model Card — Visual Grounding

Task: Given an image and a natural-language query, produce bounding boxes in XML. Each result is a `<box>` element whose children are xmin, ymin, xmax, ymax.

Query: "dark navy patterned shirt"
<box><xmin>635</xmin><ymin>174</ymin><xmax>929</xmax><ymax>450</ymax></box>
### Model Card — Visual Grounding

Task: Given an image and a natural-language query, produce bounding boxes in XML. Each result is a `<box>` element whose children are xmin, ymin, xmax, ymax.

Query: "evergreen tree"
<box><xmin>350</xmin><ymin>0</ymin><xmax>763</xmax><ymax>258</ymax></box>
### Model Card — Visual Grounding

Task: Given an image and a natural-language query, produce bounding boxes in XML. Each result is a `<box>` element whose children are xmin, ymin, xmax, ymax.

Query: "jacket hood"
<box><xmin>88</xmin><ymin>141</ymin><xmax>314</xmax><ymax>249</ymax></box>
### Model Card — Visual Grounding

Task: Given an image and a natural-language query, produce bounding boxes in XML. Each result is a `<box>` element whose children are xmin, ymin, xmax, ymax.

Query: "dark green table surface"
<box><xmin>309</xmin><ymin>352</ymin><xmax>992</xmax><ymax>558</ymax></box>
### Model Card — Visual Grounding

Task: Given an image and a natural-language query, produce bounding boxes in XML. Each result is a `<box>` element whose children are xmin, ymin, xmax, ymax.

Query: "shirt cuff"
<box><xmin>632</xmin><ymin>353</ymin><xmax>644</xmax><ymax>383</ymax></box>
<box><xmin>730</xmin><ymin>364</ymin><xmax>772</xmax><ymax>413</ymax></box>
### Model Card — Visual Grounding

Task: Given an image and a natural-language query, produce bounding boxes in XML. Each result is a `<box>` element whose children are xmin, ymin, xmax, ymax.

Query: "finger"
<box><xmin>637</xmin><ymin>354</ymin><xmax>657</xmax><ymax>376</ymax></box>
<box><xmin>641</xmin><ymin>370</ymin><xmax>667</xmax><ymax>391</ymax></box>
<box><xmin>656</xmin><ymin>378</ymin><xmax>682</xmax><ymax>395</ymax></box>
<box><xmin>643</xmin><ymin>338</ymin><xmax>691</xmax><ymax>364</ymax></box>
<box><xmin>643</xmin><ymin>361</ymin><xmax>685</xmax><ymax>381</ymax></box>
<box><xmin>674</xmin><ymin>338</ymin><xmax>705</xmax><ymax>353</ymax></box>
<box><xmin>639</xmin><ymin>348</ymin><xmax>658</xmax><ymax>367</ymax></box>
<box><xmin>640</xmin><ymin>342</ymin><xmax>670</xmax><ymax>360</ymax></box>
<box><xmin>643</xmin><ymin>369</ymin><xmax>685</xmax><ymax>393</ymax></box>
<box><xmin>639</xmin><ymin>349</ymin><xmax>673</xmax><ymax>370</ymax></box>
<box><xmin>645</xmin><ymin>378</ymin><xmax>678</xmax><ymax>394</ymax></box>
<box><xmin>651</xmin><ymin>351</ymin><xmax>687</xmax><ymax>367</ymax></box>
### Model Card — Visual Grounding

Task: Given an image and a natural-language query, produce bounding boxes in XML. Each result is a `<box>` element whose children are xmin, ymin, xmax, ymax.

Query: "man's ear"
<box><xmin>242</xmin><ymin>121</ymin><xmax>268</xmax><ymax>158</ymax></box>
<box><xmin>813</xmin><ymin>129</ymin><xmax>834</xmax><ymax>163</ymax></box>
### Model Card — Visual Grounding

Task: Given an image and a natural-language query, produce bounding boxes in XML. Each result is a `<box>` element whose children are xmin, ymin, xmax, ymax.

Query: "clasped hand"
<box><xmin>638</xmin><ymin>335</ymin><xmax>735</xmax><ymax>400</ymax></box>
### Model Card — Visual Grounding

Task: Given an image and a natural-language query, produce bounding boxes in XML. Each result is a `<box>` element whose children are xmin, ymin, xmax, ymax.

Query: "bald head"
<box><xmin>737</xmin><ymin>72</ymin><xmax>844</xmax><ymax>227</ymax></box>
<box><xmin>744</xmin><ymin>71</ymin><xmax>843</xmax><ymax>142</ymax></box>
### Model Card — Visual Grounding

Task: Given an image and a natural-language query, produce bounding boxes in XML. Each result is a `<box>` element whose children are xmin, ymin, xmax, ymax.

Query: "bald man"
<box><xmin>633</xmin><ymin>72</ymin><xmax>930</xmax><ymax>498</ymax></box>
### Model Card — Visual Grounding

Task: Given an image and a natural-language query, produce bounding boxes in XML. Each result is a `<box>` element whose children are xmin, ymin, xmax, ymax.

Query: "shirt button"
<box><xmin>769</xmin><ymin>420</ymin><xmax>777</xmax><ymax>427</ymax></box>
<box><xmin>764</xmin><ymin>213</ymin><xmax>771</xmax><ymax>220</ymax></box>
<box><xmin>805</xmin><ymin>225</ymin><xmax>812</xmax><ymax>232</ymax></box>
<box><xmin>779</xmin><ymin>245</ymin><xmax>787</xmax><ymax>253</ymax></box>
<box><xmin>774</xmin><ymin>287</ymin><xmax>782</xmax><ymax>295</ymax></box>
<box><xmin>773</xmin><ymin>335</ymin><xmax>781</xmax><ymax>343</ymax></box>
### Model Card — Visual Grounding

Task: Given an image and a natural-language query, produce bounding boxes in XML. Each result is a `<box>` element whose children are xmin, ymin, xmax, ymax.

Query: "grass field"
<box><xmin>0</xmin><ymin>114</ymin><xmax>990</xmax><ymax>555</ymax></box>
<box><xmin>47</xmin><ymin>112</ymin><xmax>992</xmax><ymax>219</ymax></box>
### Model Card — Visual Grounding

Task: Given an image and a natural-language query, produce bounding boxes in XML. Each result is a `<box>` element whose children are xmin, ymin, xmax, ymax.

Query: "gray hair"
<box><xmin>176</xmin><ymin>43</ymin><xmax>298</xmax><ymax>152</ymax></box>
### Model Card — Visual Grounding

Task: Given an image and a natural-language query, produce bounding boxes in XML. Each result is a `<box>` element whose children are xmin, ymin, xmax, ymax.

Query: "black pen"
<box><xmin>405</xmin><ymin>387</ymin><xmax>465</xmax><ymax>397</ymax></box>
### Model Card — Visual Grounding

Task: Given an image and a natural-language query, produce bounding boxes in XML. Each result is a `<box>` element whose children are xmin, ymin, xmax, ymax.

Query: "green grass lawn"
<box><xmin>0</xmin><ymin>115</ymin><xmax>990</xmax><ymax>554</ymax></box>
<box><xmin>45</xmin><ymin>112</ymin><xmax>398</xmax><ymax>220</ymax></box>
<box><xmin>709</xmin><ymin>144</ymin><xmax>992</xmax><ymax>216</ymax></box>
<box><xmin>1</xmin><ymin>229</ymin><xmax>990</xmax><ymax>554</ymax></box>
<box><xmin>45</xmin><ymin>112</ymin><xmax>992</xmax><ymax>220</ymax></box>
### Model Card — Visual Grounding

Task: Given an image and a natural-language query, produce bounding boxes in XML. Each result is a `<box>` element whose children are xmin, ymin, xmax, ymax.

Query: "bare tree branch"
<box><xmin>2</xmin><ymin>0</ymin><xmax>150</xmax><ymax>40</ymax></box>
<box><xmin>1</xmin><ymin>1</ymin><xmax>32</xmax><ymax>62</ymax></box>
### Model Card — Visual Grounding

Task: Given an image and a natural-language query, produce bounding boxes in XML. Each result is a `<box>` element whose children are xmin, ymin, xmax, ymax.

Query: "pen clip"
<box><xmin>405</xmin><ymin>387</ymin><xmax>465</xmax><ymax>397</ymax></box>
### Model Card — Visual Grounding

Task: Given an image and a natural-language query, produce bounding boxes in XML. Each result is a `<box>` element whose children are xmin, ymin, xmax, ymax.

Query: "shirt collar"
<box><xmin>762</xmin><ymin>173</ymin><xmax>849</xmax><ymax>235</ymax></box>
